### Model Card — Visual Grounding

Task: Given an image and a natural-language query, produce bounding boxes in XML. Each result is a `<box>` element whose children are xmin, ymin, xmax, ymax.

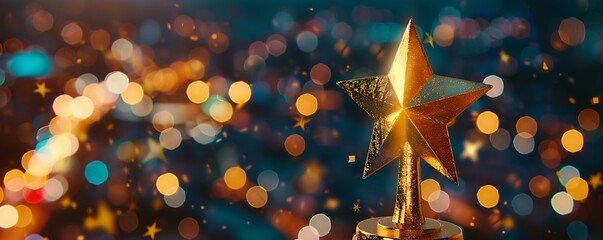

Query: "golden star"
<box><xmin>424</xmin><ymin>32</ymin><xmax>434</xmax><ymax>48</ymax></box>
<box><xmin>589</xmin><ymin>173</ymin><xmax>602</xmax><ymax>190</ymax></box>
<box><xmin>143</xmin><ymin>222</ymin><xmax>161</xmax><ymax>240</ymax></box>
<box><xmin>460</xmin><ymin>139</ymin><xmax>483</xmax><ymax>163</ymax></box>
<box><xmin>293</xmin><ymin>116</ymin><xmax>311</xmax><ymax>130</ymax></box>
<box><xmin>143</xmin><ymin>138</ymin><xmax>167</xmax><ymax>163</ymax></box>
<box><xmin>352</xmin><ymin>202</ymin><xmax>362</xmax><ymax>213</ymax></box>
<box><xmin>33</xmin><ymin>81</ymin><xmax>51</xmax><ymax>97</ymax></box>
<box><xmin>83</xmin><ymin>202</ymin><xmax>116</xmax><ymax>234</ymax></box>
<box><xmin>499</xmin><ymin>51</ymin><xmax>510</xmax><ymax>63</ymax></box>
<box><xmin>337</xmin><ymin>19</ymin><xmax>492</xmax><ymax>183</ymax></box>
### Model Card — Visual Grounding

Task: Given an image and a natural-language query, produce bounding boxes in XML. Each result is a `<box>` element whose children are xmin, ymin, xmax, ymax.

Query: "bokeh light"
<box><xmin>559</xmin><ymin>165</ymin><xmax>580</xmax><ymax>187</ymax></box>
<box><xmin>551</xmin><ymin>192</ymin><xmax>574</xmax><ymax>215</ymax></box>
<box><xmin>421</xmin><ymin>178</ymin><xmax>440</xmax><ymax>201</ymax></box>
<box><xmin>296</xmin><ymin>93</ymin><xmax>318</xmax><ymax>116</ymax></box>
<box><xmin>565</xmin><ymin>177</ymin><xmax>588</xmax><ymax>201</ymax></box>
<box><xmin>178</xmin><ymin>217</ymin><xmax>200</xmax><ymax>239</ymax></box>
<box><xmin>477</xmin><ymin>185</ymin><xmax>499</xmax><ymax>208</ymax></box>
<box><xmin>224</xmin><ymin>166</ymin><xmax>246</xmax><ymax>190</ymax></box>
<box><xmin>14</xmin><ymin>205</ymin><xmax>33</xmax><ymax>228</ymax></box>
<box><xmin>428</xmin><ymin>190</ymin><xmax>450</xmax><ymax>213</ymax></box>
<box><xmin>0</xmin><ymin>205</ymin><xmax>19</xmax><ymax>228</ymax></box>
<box><xmin>476</xmin><ymin>111</ymin><xmax>499</xmax><ymax>134</ymax></box>
<box><xmin>70</xmin><ymin>96</ymin><xmax>94</xmax><ymax>119</ymax></box>
<box><xmin>513</xmin><ymin>132</ymin><xmax>535</xmax><ymax>155</ymax></box>
<box><xmin>567</xmin><ymin>220</ymin><xmax>588</xmax><ymax>240</ymax></box>
<box><xmin>159</xmin><ymin>128</ymin><xmax>182</xmax><ymax>150</ymax></box>
<box><xmin>156</xmin><ymin>172</ymin><xmax>179</xmax><ymax>196</ymax></box>
<box><xmin>516</xmin><ymin>116</ymin><xmax>537</xmax><ymax>137</ymax></box>
<box><xmin>309</xmin><ymin>213</ymin><xmax>331</xmax><ymax>237</ymax></box>
<box><xmin>209</xmin><ymin>100</ymin><xmax>233</xmax><ymax>122</ymax></box>
<box><xmin>490</xmin><ymin>128</ymin><xmax>511</xmax><ymax>150</ymax></box>
<box><xmin>558</xmin><ymin>17</ymin><xmax>585</xmax><ymax>46</ymax></box>
<box><xmin>577</xmin><ymin>108</ymin><xmax>599</xmax><ymax>131</ymax></box>
<box><xmin>561</xmin><ymin>129</ymin><xmax>584</xmax><ymax>153</ymax></box>
<box><xmin>164</xmin><ymin>186</ymin><xmax>186</xmax><ymax>208</ymax></box>
<box><xmin>258</xmin><ymin>170</ymin><xmax>279</xmax><ymax>192</ymax></box>
<box><xmin>529</xmin><ymin>175</ymin><xmax>551</xmax><ymax>198</ymax></box>
<box><xmin>511</xmin><ymin>193</ymin><xmax>534</xmax><ymax>216</ymax></box>
<box><xmin>310</xmin><ymin>63</ymin><xmax>331</xmax><ymax>85</ymax></box>
<box><xmin>105</xmin><ymin>71</ymin><xmax>129</xmax><ymax>94</ymax></box>
<box><xmin>246</xmin><ymin>185</ymin><xmax>268</xmax><ymax>208</ymax></box>
<box><xmin>186</xmin><ymin>81</ymin><xmax>210</xmax><ymax>104</ymax></box>
<box><xmin>298</xmin><ymin>225</ymin><xmax>320</xmax><ymax>240</ymax></box>
<box><xmin>84</xmin><ymin>160</ymin><xmax>108</xmax><ymax>185</ymax></box>
<box><xmin>121</xmin><ymin>82</ymin><xmax>144</xmax><ymax>105</ymax></box>
<box><xmin>482</xmin><ymin>75</ymin><xmax>504</xmax><ymax>98</ymax></box>
<box><xmin>284</xmin><ymin>134</ymin><xmax>305</xmax><ymax>157</ymax></box>
<box><xmin>228</xmin><ymin>81</ymin><xmax>252</xmax><ymax>104</ymax></box>
<box><xmin>296</xmin><ymin>31</ymin><xmax>318</xmax><ymax>52</ymax></box>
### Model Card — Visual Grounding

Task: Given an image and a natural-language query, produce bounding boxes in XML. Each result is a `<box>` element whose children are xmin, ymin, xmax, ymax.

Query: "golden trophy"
<box><xmin>337</xmin><ymin>19</ymin><xmax>492</xmax><ymax>239</ymax></box>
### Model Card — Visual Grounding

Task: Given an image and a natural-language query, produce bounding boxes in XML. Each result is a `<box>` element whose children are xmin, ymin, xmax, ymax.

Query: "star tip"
<box><xmin>407</xmin><ymin>18</ymin><xmax>415</xmax><ymax>27</ymax></box>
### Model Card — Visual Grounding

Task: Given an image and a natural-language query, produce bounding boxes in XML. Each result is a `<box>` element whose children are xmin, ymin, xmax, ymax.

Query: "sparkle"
<box><xmin>352</xmin><ymin>202</ymin><xmax>362</xmax><ymax>213</ymax></box>
<box><xmin>589</xmin><ymin>173</ymin><xmax>602</xmax><ymax>190</ymax></box>
<box><xmin>33</xmin><ymin>81</ymin><xmax>52</xmax><ymax>97</ymax></box>
<box><xmin>499</xmin><ymin>51</ymin><xmax>510</xmax><ymax>63</ymax></box>
<box><xmin>293</xmin><ymin>116</ymin><xmax>311</xmax><ymax>130</ymax></box>
<box><xmin>143</xmin><ymin>222</ymin><xmax>161</xmax><ymax>240</ymax></box>
<box><xmin>424</xmin><ymin>32</ymin><xmax>434</xmax><ymax>48</ymax></box>
<box><xmin>348</xmin><ymin>155</ymin><xmax>356</xmax><ymax>163</ymax></box>
<box><xmin>83</xmin><ymin>202</ymin><xmax>116</xmax><ymax>234</ymax></box>
<box><xmin>460</xmin><ymin>140</ymin><xmax>483</xmax><ymax>163</ymax></box>
<box><xmin>542</xmin><ymin>62</ymin><xmax>549</xmax><ymax>71</ymax></box>
<box><xmin>143</xmin><ymin>138</ymin><xmax>167</xmax><ymax>163</ymax></box>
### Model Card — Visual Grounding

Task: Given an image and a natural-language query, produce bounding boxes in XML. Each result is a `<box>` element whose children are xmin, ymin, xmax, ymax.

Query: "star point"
<box><xmin>460</xmin><ymin>140</ymin><xmax>483</xmax><ymax>163</ymax></box>
<box><xmin>352</xmin><ymin>202</ymin><xmax>362</xmax><ymax>213</ymax></box>
<box><xmin>293</xmin><ymin>116</ymin><xmax>311</xmax><ymax>130</ymax></box>
<box><xmin>589</xmin><ymin>173</ymin><xmax>602</xmax><ymax>190</ymax></box>
<box><xmin>499</xmin><ymin>51</ymin><xmax>510</xmax><ymax>63</ymax></box>
<box><xmin>143</xmin><ymin>222</ymin><xmax>161</xmax><ymax>240</ymax></box>
<box><xmin>425</xmin><ymin>32</ymin><xmax>434</xmax><ymax>48</ymax></box>
<box><xmin>33</xmin><ymin>81</ymin><xmax>51</xmax><ymax>97</ymax></box>
<box><xmin>143</xmin><ymin>138</ymin><xmax>167</xmax><ymax>163</ymax></box>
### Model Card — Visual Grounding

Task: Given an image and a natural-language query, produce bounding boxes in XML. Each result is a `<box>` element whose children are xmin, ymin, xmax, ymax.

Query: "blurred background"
<box><xmin>0</xmin><ymin>0</ymin><xmax>601</xmax><ymax>239</ymax></box>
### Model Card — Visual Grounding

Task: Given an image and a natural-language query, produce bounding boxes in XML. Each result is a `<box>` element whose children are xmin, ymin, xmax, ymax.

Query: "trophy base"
<box><xmin>353</xmin><ymin>216</ymin><xmax>462</xmax><ymax>240</ymax></box>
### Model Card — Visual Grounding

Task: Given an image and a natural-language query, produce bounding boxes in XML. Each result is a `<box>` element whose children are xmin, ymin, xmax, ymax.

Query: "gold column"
<box><xmin>393</xmin><ymin>142</ymin><xmax>424</xmax><ymax>229</ymax></box>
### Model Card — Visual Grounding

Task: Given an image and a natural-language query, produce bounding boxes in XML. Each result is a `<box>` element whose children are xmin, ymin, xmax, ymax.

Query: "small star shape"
<box><xmin>143</xmin><ymin>138</ymin><xmax>167</xmax><ymax>163</ymax></box>
<box><xmin>293</xmin><ymin>116</ymin><xmax>311</xmax><ymax>130</ymax></box>
<box><xmin>143</xmin><ymin>222</ymin><xmax>161</xmax><ymax>240</ymax></box>
<box><xmin>33</xmin><ymin>82</ymin><xmax>51</xmax><ymax>97</ymax></box>
<box><xmin>589</xmin><ymin>173</ymin><xmax>602</xmax><ymax>190</ymax></box>
<box><xmin>424</xmin><ymin>32</ymin><xmax>434</xmax><ymax>48</ymax></box>
<box><xmin>499</xmin><ymin>51</ymin><xmax>510</xmax><ymax>63</ymax></box>
<box><xmin>352</xmin><ymin>202</ymin><xmax>362</xmax><ymax>213</ymax></box>
<box><xmin>460</xmin><ymin>140</ymin><xmax>483</xmax><ymax>163</ymax></box>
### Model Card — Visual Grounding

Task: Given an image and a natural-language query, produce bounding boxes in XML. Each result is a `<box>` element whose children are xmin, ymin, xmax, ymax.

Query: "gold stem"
<box><xmin>392</xmin><ymin>142</ymin><xmax>425</xmax><ymax>229</ymax></box>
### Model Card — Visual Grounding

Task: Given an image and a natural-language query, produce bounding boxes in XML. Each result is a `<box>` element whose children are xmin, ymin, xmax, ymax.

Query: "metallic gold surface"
<box><xmin>354</xmin><ymin>217</ymin><xmax>463</xmax><ymax>240</ymax></box>
<box><xmin>377</xmin><ymin>217</ymin><xmax>441</xmax><ymax>238</ymax></box>
<box><xmin>337</xmin><ymin>19</ymin><xmax>492</xmax><ymax>229</ymax></box>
